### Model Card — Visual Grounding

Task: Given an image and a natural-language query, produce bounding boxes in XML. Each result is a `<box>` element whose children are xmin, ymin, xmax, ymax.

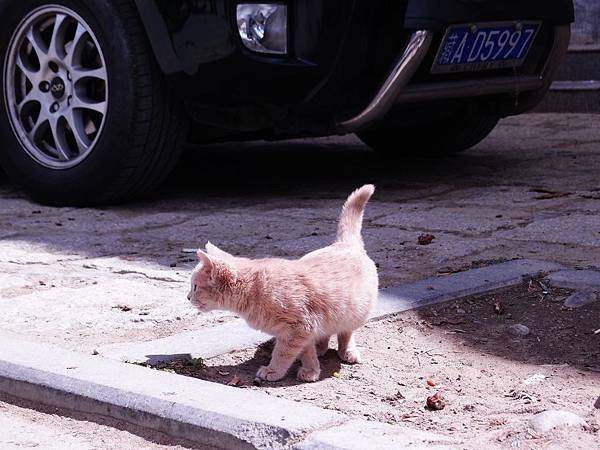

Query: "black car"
<box><xmin>0</xmin><ymin>0</ymin><xmax>574</xmax><ymax>205</ymax></box>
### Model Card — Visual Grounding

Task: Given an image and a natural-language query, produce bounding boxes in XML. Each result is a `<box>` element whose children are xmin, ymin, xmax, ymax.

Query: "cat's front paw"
<box><xmin>338</xmin><ymin>348</ymin><xmax>362</xmax><ymax>364</ymax></box>
<box><xmin>256</xmin><ymin>365</ymin><xmax>285</xmax><ymax>382</ymax></box>
<box><xmin>297</xmin><ymin>366</ymin><xmax>320</xmax><ymax>382</ymax></box>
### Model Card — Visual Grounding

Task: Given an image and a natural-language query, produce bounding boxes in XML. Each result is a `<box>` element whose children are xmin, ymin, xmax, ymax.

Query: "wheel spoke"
<box><xmin>48</xmin><ymin>14</ymin><xmax>68</xmax><ymax>60</ymax></box>
<box><xmin>28</xmin><ymin>110</ymin><xmax>49</xmax><ymax>142</ymax></box>
<box><xmin>72</xmin><ymin>96</ymin><xmax>107</xmax><ymax>115</ymax></box>
<box><xmin>15</xmin><ymin>54</ymin><xmax>41</xmax><ymax>84</ymax></box>
<box><xmin>17</xmin><ymin>89</ymin><xmax>44</xmax><ymax>115</ymax></box>
<box><xmin>16</xmin><ymin>56</ymin><xmax>42</xmax><ymax>86</ymax></box>
<box><xmin>65</xmin><ymin>23</ymin><xmax>88</xmax><ymax>68</ymax></box>
<box><xmin>72</xmin><ymin>66</ymin><xmax>107</xmax><ymax>83</ymax></box>
<box><xmin>25</xmin><ymin>29</ymin><xmax>48</xmax><ymax>62</ymax></box>
<box><xmin>48</xmin><ymin>116</ymin><xmax>71</xmax><ymax>161</ymax></box>
<box><xmin>64</xmin><ymin>110</ymin><xmax>91</xmax><ymax>153</ymax></box>
<box><xmin>15</xmin><ymin>55</ymin><xmax>28</xmax><ymax>74</ymax></box>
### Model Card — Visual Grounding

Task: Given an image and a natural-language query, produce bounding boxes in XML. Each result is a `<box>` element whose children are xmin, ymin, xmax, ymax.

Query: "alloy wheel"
<box><xmin>3</xmin><ymin>5</ymin><xmax>108</xmax><ymax>169</ymax></box>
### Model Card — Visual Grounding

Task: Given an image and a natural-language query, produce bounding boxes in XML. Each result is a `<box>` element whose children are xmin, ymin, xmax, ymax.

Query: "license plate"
<box><xmin>431</xmin><ymin>22</ymin><xmax>541</xmax><ymax>74</ymax></box>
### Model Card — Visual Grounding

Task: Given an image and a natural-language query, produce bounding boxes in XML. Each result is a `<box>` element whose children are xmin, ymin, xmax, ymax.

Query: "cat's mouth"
<box><xmin>191</xmin><ymin>299</ymin><xmax>210</xmax><ymax>312</ymax></box>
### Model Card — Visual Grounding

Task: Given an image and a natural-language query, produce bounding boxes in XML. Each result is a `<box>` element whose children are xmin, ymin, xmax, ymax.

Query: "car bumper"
<box><xmin>404</xmin><ymin>0</ymin><xmax>574</xmax><ymax>30</ymax></box>
<box><xmin>395</xmin><ymin>26</ymin><xmax>571</xmax><ymax>107</ymax></box>
<box><xmin>135</xmin><ymin>0</ymin><xmax>575</xmax><ymax>134</ymax></box>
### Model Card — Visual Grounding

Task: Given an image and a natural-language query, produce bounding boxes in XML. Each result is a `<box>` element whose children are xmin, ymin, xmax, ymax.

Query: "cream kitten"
<box><xmin>187</xmin><ymin>185</ymin><xmax>378</xmax><ymax>382</ymax></box>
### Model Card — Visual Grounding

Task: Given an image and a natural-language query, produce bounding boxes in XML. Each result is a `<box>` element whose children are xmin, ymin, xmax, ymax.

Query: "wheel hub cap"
<box><xmin>50</xmin><ymin>76</ymin><xmax>66</xmax><ymax>99</ymax></box>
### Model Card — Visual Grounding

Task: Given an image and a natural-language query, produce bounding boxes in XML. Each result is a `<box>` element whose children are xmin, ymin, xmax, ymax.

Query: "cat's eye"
<box><xmin>193</xmin><ymin>284</ymin><xmax>197</xmax><ymax>292</ymax></box>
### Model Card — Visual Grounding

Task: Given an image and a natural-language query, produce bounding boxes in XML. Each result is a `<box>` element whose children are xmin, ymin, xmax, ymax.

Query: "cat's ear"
<box><xmin>197</xmin><ymin>249</ymin><xmax>236</xmax><ymax>287</ymax></box>
<box><xmin>205</xmin><ymin>241</ymin><xmax>235</xmax><ymax>260</ymax></box>
<box><xmin>197</xmin><ymin>249</ymin><xmax>214</xmax><ymax>271</ymax></box>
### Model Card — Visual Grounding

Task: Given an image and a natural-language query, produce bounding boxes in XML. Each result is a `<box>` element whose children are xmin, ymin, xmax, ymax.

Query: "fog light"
<box><xmin>237</xmin><ymin>4</ymin><xmax>287</xmax><ymax>54</ymax></box>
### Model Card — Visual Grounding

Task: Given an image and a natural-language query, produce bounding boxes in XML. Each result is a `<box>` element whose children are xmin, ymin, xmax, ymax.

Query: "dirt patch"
<box><xmin>154</xmin><ymin>281</ymin><xmax>600</xmax><ymax>449</ymax></box>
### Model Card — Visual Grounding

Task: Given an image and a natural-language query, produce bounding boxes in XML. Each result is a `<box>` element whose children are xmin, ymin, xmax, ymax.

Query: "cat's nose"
<box><xmin>187</xmin><ymin>293</ymin><xmax>191</xmax><ymax>300</ymax></box>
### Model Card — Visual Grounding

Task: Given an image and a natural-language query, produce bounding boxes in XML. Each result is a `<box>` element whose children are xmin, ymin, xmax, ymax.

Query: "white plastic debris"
<box><xmin>523</xmin><ymin>374</ymin><xmax>546</xmax><ymax>386</ymax></box>
<box><xmin>529</xmin><ymin>410</ymin><xmax>587</xmax><ymax>434</ymax></box>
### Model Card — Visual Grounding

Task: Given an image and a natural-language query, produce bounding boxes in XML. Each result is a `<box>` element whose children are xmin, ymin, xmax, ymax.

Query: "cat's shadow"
<box><xmin>199</xmin><ymin>341</ymin><xmax>343</xmax><ymax>388</ymax></box>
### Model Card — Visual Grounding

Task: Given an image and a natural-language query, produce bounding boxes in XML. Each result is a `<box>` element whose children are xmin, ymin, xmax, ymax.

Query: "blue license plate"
<box><xmin>431</xmin><ymin>22</ymin><xmax>541</xmax><ymax>74</ymax></box>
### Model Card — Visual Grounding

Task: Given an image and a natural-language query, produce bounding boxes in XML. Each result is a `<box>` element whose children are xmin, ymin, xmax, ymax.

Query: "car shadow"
<box><xmin>163</xmin><ymin>137</ymin><xmax>515</xmax><ymax>201</ymax></box>
<box><xmin>0</xmin><ymin>136</ymin><xmax>522</xmax><ymax>268</ymax></box>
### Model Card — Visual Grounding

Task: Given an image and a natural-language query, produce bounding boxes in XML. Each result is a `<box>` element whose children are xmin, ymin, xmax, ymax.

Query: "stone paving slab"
<box><xmin>102</xmin><ymin>320</ymin><xmax>270</xmax><ymax>364</ymax></box>
<box><xmin>495</xmin><ymin>214</ymin><xmax>600</xmax><ymax>247</ymax></box>
<box><xmin>100</xmin><ymin>259</ymin><xmax>563</xmax><ymax>364</ymax></box>
<box><xmin>293</xmin><ymin>419</ymin><xmax>455</xmax><ymax>450</ymax></box>
<box><xmin>547</xmin><ymin>269</ymin><xmax>600</xmax><ymax>290</ymax></box>
<box><xmin>0</xmin><ymin>336</ymin><xmax>455</xmax><ymax>450</ymax></box>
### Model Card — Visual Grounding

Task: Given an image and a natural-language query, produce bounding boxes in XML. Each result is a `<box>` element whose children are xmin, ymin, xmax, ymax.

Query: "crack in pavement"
<box><xmin>6</xmin><ymin>260</ymin><xmax>52</xmax><ymax>266</ymax></box>
<box><xmin>109</xmin><ymin>270</ymin><xmax>185</xmax><ymax>284</ymax></box>
<box><xmin>80</xmin><ymin>264</ymin><xmax>186</xmax><ymax>284</ymax></box>
<box><xmin>286</xmin><ymin>417</ymin><xmax>350</xmax><ymax>448</ymax></box>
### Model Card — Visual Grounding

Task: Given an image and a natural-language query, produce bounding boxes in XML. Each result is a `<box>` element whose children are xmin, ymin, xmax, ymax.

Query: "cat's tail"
<box><xmin>336</xmin><ymin>184</ymin><xmax>375</xmax><ymax>245</ymax></box>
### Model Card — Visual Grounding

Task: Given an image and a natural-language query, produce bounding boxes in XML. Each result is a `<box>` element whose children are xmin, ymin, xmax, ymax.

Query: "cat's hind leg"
<box><xmin>297</xmin><ymin>343</ymin><xmax>321</xmax><ymax>382</ymax></box>
<box><xmin>315</xmin><ymin>336</ymin><xmax>331</xmax><ymax>357</ymax></box>
<box><xmin>256</xmin><ymin>335</ymin><xmax>306</xmax><ymax>382</ymax></box>
<box><xmin>337</xmin><ymin>331</ymin><xmax>361</xmax><ymax>364</ymax></box>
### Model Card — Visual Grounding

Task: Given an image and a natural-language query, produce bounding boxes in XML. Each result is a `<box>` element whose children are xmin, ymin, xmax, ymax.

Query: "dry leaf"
<box><xmin>400</xmin><ymin>414</ymin><xmax>418</xmax><ymax>422</ymax></box>
<box><xmin>418</xmin><ymin>234</ymin><xmax>435</xmax><ymax>245</ymax></box>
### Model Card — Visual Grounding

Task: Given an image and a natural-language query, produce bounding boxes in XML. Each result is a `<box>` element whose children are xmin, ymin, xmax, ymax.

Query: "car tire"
<box><xmin>357</xmin><ymin>109</ymin><xmax>499</xmax><ymax>158</ymax></box>
<box><xmin>0</xmin><ymin>0</ymin><xmax>187</xmax><ymax>205</ymax></box>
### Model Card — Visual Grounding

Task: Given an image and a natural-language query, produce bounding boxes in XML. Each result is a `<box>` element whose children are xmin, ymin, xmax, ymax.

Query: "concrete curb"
<box><xmin>0</xmin><ymin>336</ymin><xmax>455</xmax><ymax>450</ymax></box>
<box><xmin>374</xmin><ymin>258</ymin><xmax>562</xmax><ymax>317</ymax></box>
<box><xmin>547</xmin><ymin>269</ymin><xmax>600</xmax><ymax>291</ymax></box>
<box><xmin>101</xmin><ymin>259</ymin><xmax>563</xmax><ymax>364</ymax></box>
